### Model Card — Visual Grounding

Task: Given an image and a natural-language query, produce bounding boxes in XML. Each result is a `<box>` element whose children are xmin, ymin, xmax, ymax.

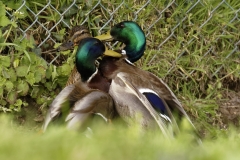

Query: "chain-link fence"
<box><xmin>4</xmin><ymin>0</ymin><xmax>240</xmax><ymax>78</ymax></box>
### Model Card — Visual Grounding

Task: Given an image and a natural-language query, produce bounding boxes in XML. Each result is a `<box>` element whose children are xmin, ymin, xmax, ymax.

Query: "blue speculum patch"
<box><xmin>143</xmin><ymin>92</ymin><xmax>169</xmax><ymax>117</ymax></box>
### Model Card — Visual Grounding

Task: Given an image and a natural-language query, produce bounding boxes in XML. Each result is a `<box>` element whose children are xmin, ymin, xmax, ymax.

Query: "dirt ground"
<box><xmin>219</xmin><ymin>90</ymin><xmax>240</xmax><ymax>127</ymax></box>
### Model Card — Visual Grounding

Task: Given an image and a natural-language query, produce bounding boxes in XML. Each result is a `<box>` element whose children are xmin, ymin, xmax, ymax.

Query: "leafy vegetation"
<box><xmin>0</xmin><ymin>1</ymin><xmax>76</xmax><ymax>114</ymax></box>
<box><xmin>0</xmin><ymin>0</ymin><xmax>240</xmax><ymax>158</ymax></box>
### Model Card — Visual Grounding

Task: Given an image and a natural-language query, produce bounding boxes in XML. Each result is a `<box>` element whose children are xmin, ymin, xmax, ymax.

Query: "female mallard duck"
<box><xmin>95</xmin><ymin>21</ymin><xmax>196</xmax><ymax>135</ymax></box>
<box><xmin>57</xmin><ymin>25</ymin><xmax>91</xmax><ymax>52</ymax></box>
<box><xmin>57</xmin><ymin>25</ymin><xmax>92</xmax><ymax>86</ymax></box>
<box><xmin>43</xmin><ymin>37</ymin><xmax>121</xmax><ymax>131</ymax></box>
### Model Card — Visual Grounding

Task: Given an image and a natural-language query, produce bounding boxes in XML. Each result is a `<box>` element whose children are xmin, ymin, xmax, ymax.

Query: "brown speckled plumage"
<box><xmin>57</xmin><ymin>25</ymin><xmax>92</xmax><ymax>86</ymax></box>
<box><xmin>43</xmin><ymin>35</ymin><xmax>118</xmax><ymax>131</ymax></box>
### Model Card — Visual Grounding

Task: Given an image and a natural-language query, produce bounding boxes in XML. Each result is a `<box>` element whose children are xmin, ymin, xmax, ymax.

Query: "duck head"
<box><xmin>95</xmin><ymin>21</ymin><xmax>146</xmax><ymax>63</ymax></box>
<box><xmin>75</xmin><ymin>37</ymin><xmax>122</xmax><ymax>82</ymax></box>
<box><xmin>57</xmin><ymin>25</ymin><xmax>91</xmax><ymax>51</ymax></box>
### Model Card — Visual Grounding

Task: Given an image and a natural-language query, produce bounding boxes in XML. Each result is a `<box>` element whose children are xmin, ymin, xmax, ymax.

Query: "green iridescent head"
<box><xmin>96</xmin><ymin>21</ymin><xmax>146</xmax><ymax>63</ymax></box>
<box><xmin>75</xmin><ymin>37</ymin><xmax>105</xmax><ymax>82</ymax></box>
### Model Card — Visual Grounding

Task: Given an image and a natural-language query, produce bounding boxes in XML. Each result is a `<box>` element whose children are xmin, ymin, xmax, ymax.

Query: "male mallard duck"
<box><xmin>43</xmin><ymin>37</ymin><xmax>121</xmax><ymax>131</ymax></box>
<box><xmin>95</xmin><ymin>21</ymin><xmax>195</xmax><ymax>135</ymax></box>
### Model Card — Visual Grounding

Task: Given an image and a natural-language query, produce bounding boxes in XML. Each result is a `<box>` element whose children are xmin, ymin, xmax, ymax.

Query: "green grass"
<box><xmin>0</xmin><ymin>115</ymin><xmax>240</xmax><ymax>160</ymax></box>
<box><xmin>0</xmin><ymin>0</ymin><xmax>240</xmax><ymax>158</ymax></box>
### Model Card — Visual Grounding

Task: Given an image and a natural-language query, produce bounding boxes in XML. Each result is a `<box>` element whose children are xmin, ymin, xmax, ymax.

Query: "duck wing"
<box><xmin>109</xmin><ymin>72</ymin><xmax>175</xmax><ymax>138</ymax></box>
<box><xmin>66</xmin><ymin>90</ymin><xmax>115</xmax><ymax>130</ymax></box>
<box><xmin>42</xmin><ymin>84</ymin><xmax>75</xmax><ymax>131</ymax></box>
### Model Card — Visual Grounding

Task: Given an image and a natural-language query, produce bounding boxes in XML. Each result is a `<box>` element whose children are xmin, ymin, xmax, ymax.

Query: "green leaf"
<box><xmin>2</xmin><ymin>68</ymin><xmax>10</xmax><ymax>78</ymax></box>
<box><xmin>52</xmin><ymin>66</ymin><xmax>58</xmax><ymax>80</ymax></box>
<box><xmin>14</xmin><ymin>99</ymin><xmax>22</xmax><ymax>107</ymax></box>
<box><xmin>20</xmin><ymin>38</ymin><xmax>35</xmax><ymax>50</ymax></box>
<box><xmin>0</xmin><ymin>2</ymin><xmax>11</xmax><ymax>26</ymax></box>
<box><xmin>0</xmin><ymin>99</ymin><xmax>7</xmax><ymax>106</ymax></box>
<box><xmin>13</xmin><ymin>59</ymin><xmax>20</xmax><ymax>68</ymax></box>
<box><xmin>25</xmin><ymin>72</ymin><xmax>35</xmax><ymax>86</ymax></box>
<box><xmin>54</xmin><ymin>43</ymin><xmax>62</xmax><ymax>49</ymax></box>
<box><xmin>52</xmin><ymin>81</ymin><xmax>58</xmax><ymax>89</ymax></box>
<box><xmin>34</xmin><ymin>66</ymin><xmax>46</xmax><ymax>83</ymax></box>
<box><xmin>28</xmin><ymin>52</ymin><xmax>38</xmax><ymax>62</ymax></box>
<box><xmin>52</xmin><ymin>29</ymin><xmax>65</xmax><ymax>41</ymax></box>
<box><xmin>20</xmin><ymin>52</ymin><xmax>32</xmax><ymax>66</ymax></box>
<box><xmin>36</xmin><ymin>97</ymin><xmax>45</xmax><ymax>105</ymax></box>
<box><xmin>31</xmin><ymin>86</ymin><xmax>39</xmax><ymax>98</ymax></box>
<box><xmin>34</xmin><ymin>72</ymin><xmax>42</xmax><ymax>83</ymax></box>
<box><xmin>0</xmin><ymin>15</ymin><xmax>11</xmax><ymax>27</ymax></box>
<box><xmin>7</xmin><ymin>92</ymin><xmax>17</xmax><ymax>104</ymax></box>
<box><xmin>41</xmin><ymin>78</ymin><xmax>46</xmax><ymax>83</ymax></box>
<box><xmin>11</xmin><ymin>21</ymin><xmax>17</xmax><ymax>28</ymax></box>
<box><xmin>2</xmin><ymin>1</ymin><xmax>23</xmax><ymax>10</ymax></box>
<box><xmin>23</xmin><ymin>101</ymin><xmax>28</xmax><ymax>107</ymax></box>
<box><xmin>44</xmin><ymin>82</ymin><xmax>53</xmax><ymax>91</ymax></box>
<box><xmin>9</xmin><ymin>104</ymin><xmax>14</xmax><ymax>110</ymax></box>
<box><xmin>17</xmin><ymin>81</ymin><xmax>29</xmax><ymax>96</ymax></box>
<box><xmin>46</xmin><ymin>66</ymin><xmax>52</xmax><ymax>79</ymax></box>
<box><xmin>20</xmin><ymin>56</ymin><xmax>32</xmax><ymax>67</ymax></box>
<box><xmin>8</xmin><ymin>68</ymin><xmax>17</xmax><ymax>82</ymax></box>
<box><xmin>23</xmin><ymin>50</ymin><xmax>32</xmax><ymax>63</ymax></box>
<box><xmin>0</xmin><ymin>56</ymin><xmax>11</xmax><ymax>67</ymax></box>
<box><xmin>5</xmin><ymin>81</ymin><xmax>14</xmax><ymax>92</ymax></box>
<box><xmin>60</xmin><ymin>50</ymin><xmax>71</xmax><ymax>55</ymax></box>
<box><xmin>58</xmin><ymin>63</ymin><xmax>71</xmax><ymax>76</ymax></box>
<box><xmin>62</xmin><ymin>6</ymin><xmax>78</xmax><ymax>18</ymax></box>
<box><xmin>0</xmin><ymin>1</ymin><xmax>6</xmax><ymax>16</ymax></box>
<box><xmin>0</xmin><ymin>87</ymin><xmax>3</xmax><ymax>98</ymax></box>
<box><xmin>0</xmin><ymin>76</ymin><xmax>6</xmax><ymax>87</ymax></box>
<box><xmin>10</xmin><ymin>103</ymin><xmax>21</xmax><ymax>112</ymax></box>
<box><xmin>56</xmin><ymin>76</ymin><xmax>68</xmax><ymax>87</ymax></box>
<box><xmin>15</xmin><ymin>66</ymin><xmax>29</xmax><ymax>77</ymax></box>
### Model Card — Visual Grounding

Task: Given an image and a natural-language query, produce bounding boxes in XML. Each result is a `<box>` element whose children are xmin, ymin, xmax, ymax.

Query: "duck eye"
<box><xmin>93</xmin><ymin>41</ymin><xmax>100</xmax><ymax>45</ymax></box>
<box><xmin>117</xmin><ymin>23</ymin><xmax>125</xmax><ymax>28</ymax></box>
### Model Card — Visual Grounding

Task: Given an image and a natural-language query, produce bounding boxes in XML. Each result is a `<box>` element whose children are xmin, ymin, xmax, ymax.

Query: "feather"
<box><xmin>96</xmin><ymin>20</ymin><xmax>195</xmax><ymax>135</ymax></box>
<box><xmin>110</xmin><ymin>72</ymin><xmax>178</xmax><ymax>137</ymax></box>
<box><xmin>42</xmin><ymin>85</ymin><xmax>75</xmax><ymax>131</ymax></box>
<box><xmin>42</xmin><ymin>38</ymin><xmax>117</xmax><ymax>132</ymax></box>
<box><xmin>66</xmin><ymin>90</ymin><xmax>114</xmax><ymax>130</ymax></box>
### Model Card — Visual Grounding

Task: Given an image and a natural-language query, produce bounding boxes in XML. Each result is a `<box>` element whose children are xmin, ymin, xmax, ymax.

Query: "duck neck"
<box><xmin>76</xmin><ymin>55</ymin><xmax>96</xmax><ymax>82</ymax></box>
<box><xmin>123</xmin><ymin>35</ymin><xmax>146</xmax><ymax>63</ymax></box>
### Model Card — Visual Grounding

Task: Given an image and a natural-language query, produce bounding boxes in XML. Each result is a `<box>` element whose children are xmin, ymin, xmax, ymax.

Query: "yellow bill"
<box><xmin>94</xmin><ymin>31</ymin><xmax>114</xmax><ymax>41</ymax></box>
<box><xmin>104</xmin><ymin>47</ymin><xmax>122</xmax><ymax>58</ymax></box>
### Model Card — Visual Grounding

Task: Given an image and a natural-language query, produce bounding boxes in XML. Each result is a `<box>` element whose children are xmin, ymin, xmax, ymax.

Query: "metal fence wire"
<box><xmin>5</xmin><ymin>0</ymin><xmax>240</xmax><ymax>79</ymax></box>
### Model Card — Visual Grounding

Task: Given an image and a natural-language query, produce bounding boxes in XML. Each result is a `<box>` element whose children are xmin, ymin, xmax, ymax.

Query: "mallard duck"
<box><xmin>42</xmin><ymin>37</ymin><xmax>121</xmax><ymax>131</ymax></box>
<box><xmin>95</xmin><ymin>21</ymin><xmax>195</xmax><ymax>135</ymax></box>
<box><xmin>57</xmin><ymin>25</ymin><xmax>91</xmax><ymax>52</ymax></box>
<box><xmin>57</xmin><ymin>25</ymin><xmax>92</xmax><ymax>86</ymax></box>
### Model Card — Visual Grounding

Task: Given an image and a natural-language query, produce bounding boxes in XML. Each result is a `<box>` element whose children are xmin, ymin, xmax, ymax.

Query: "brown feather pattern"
<box><xmin>57</xmin><ymin>25</ymin><xmax>92</xmax><ymax>86</ymax></box>
<box><xmin>43</xmin><ymin>28</ymin><xmax>118</xmax><ymax>131</ymax></box>
<box><xmin>99</xmin><ymin>56</ymin><xmax>194</xmax><ymax>133</ymax></box>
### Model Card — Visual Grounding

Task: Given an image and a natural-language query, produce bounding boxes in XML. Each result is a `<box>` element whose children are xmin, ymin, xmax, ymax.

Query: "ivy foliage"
<box><xmin>0</xmin><ymin>1</ymin><xmax>72</xmax><ymax>112</ymax></box>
